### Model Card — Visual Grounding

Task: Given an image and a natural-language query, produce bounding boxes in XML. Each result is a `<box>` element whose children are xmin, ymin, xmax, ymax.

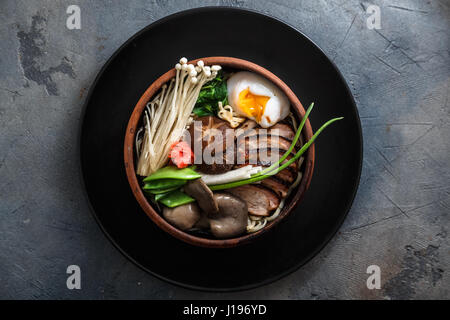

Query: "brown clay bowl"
<box><xmin>124</xmin><ymin>57</ymin><xmax>315</xmax><ymax>248</ymax></box>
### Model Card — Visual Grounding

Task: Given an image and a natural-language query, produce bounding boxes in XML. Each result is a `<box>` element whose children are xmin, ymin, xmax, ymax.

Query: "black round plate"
<box><xmin>80</xmin><ymin>7</ymin><xmax>362</xmax><ymax>291</ymax></box>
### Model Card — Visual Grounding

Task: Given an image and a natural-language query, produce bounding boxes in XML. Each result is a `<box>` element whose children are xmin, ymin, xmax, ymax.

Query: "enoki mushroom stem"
<box><xmin>136</xmin><ymin>58</ymin><xmax>221</xmax><ymax>176</ymax></box>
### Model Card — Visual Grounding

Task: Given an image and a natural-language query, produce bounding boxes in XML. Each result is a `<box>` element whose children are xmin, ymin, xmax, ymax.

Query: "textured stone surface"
<box><xmin>0</xmin><ymin>0</ymin><xmax>448</xmax><ymax>299</ymax></box>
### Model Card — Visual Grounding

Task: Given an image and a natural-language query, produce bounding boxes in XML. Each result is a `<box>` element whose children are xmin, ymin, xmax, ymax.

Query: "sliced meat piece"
<box><xmin>260</xmin><ymin>177</ymin><xmax>289</xmax><ymax>198</ymax></box>
<box><xmin>239</xmin><ymin>123</ymin><xmax>296</xmax><ymax>141</ymax></box>
<box><xmin>236</xmin><ymin>149</ymin><xmax>298</xmax><ymax>172</ymax></box>
<box><xmin>237</xmin><ymin>135</ymin><xmax>294</xmax><ymax>154</ymax></box>
<box><xmin>256</xmin><ymin>148</ymin><xmax>298</xmax><ymax>170</ymax></box>
<box><xmin>270</xmin><ymin>123</ymin><xmax>303</xmax><ymax>149</ymax></box>
<box><xmin>235</xmin><ymin>120</ymin><xmax>258</xmax><ymax>137</ymax></box>
<box><xmin>256</xmin><ymin>185</ymin><xmax>280</xmax><ymax>210</ymax></box>
<box><xmin>273</xmin><ymin>167</ymin><xmax>297</xmax><ymax>183</ymax></box>
<box><xmin>183</xmin><ymin>178</ymin><xmax>218</xmax><ymax>214</ymax></box>
<box><xmin>233</xmin><ymin>163</ymin><xmax>297</xmax><ymax>184</ymax></box>
<box><xmin>227</xmin><ymin>185</ymin><xmax>280</xmax><ymax>216</ymax></box>
<box><xmin>274</xmin><ymin>122</ymin><xmax>304</xmax><ymax>148</ymax></box>
<box><xmin>227</xmin><ymin>185</ymin><xmax>270</xmax><ymax>216</ymax></box>
<box><xmin>269</xmin><ymin>123</ymin><xmax>296</xmax><ymax>141</ymax></box>
<box><xmin>188</xmin><ymin>116</ymin><xmax>235</xmax><ymax>174</ymax></box>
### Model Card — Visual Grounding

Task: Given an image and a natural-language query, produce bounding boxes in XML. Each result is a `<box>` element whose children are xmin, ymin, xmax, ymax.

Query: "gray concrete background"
<box><xmin>0</xmin><ymin>0</ymin><xmax>448</xmax><ymax>299</ymax></box>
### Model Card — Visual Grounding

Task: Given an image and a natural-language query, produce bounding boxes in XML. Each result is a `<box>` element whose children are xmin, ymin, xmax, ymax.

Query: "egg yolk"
<box><xmin>238</xmin><ymin>87</ymin><xmax>270</xmax><ymax>122</ymax></box>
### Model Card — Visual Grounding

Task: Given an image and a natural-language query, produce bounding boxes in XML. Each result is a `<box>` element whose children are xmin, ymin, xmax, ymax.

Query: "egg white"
<box><xmin>227</xmin><ymin>71</ymin><xmax>290</xmax><ymax>128</ymax></box>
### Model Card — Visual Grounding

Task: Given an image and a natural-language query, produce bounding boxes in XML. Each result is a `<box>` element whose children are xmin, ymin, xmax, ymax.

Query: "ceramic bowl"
<box><xmin>124</xmin><ymin>57</ymin><xmax>315</xmax><ymax>248</ymax></box>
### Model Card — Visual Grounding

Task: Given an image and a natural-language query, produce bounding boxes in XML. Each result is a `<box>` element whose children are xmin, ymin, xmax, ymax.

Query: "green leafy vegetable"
<box><xmin>142</xmin><ymin>179</ymin><xmax>186</xmax><ymax>190</ymax></box>
<box><xmin>157</xmin><ymin>189</ymin><xmax>195</xmax><ymax>208</ymax></box>
<box><xmin>141</xmin><ymin>166</ymin><xmax>200</xmax><ymax>208</ymax></box>
<box><xmin>192</xmin><ymin>71</ymin><xmax>228</xmax><ymax>117</ymax></box>
<box><xmin>144</xmin><ymin>185</ymin><xmax>181</xmax><ymax>195</ymax></box>
<box><xmin>143</xmin><ymin>166</ymin><xmax>201</xmax><ymax>182</ymax></box>
<box><xmin>154</xmin><ymin>192</ymin><xmax>171</xmax><ymax>201</ymax></box>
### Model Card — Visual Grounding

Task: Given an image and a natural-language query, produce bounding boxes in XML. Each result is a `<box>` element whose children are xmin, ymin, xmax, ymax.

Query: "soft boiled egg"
<box><xmin>227</xmin><ymin>71</ymin><xmax>290</xmax><ymax>128</ymax></box>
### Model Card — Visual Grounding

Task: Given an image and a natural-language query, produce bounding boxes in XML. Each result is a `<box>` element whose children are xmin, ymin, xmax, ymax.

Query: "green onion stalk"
<box><xmin>210</xmin><ymin>103</ymin><xmax>343</xmax><ymax>191</ymax></box>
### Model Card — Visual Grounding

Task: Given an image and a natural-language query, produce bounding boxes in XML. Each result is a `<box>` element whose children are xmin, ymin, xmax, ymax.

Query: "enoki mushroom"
<box><xmin>136</xmin><ymin>58</ymin><xmax>222</xmax><ymax>176</ymax></box>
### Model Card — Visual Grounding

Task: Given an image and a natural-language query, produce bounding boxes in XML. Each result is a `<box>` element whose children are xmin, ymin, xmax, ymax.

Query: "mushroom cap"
<box><xmin>163</xmin><ymin>203</ymin><xmax>201</xmax><ymax>231</ymax></box>
<box><xmin>209</xmin><ymin>193</ymin><xmax>248</xmax><ymax>239</ymax></box>
<box><xmin>183</xmin><ymin>178</ymin><xmax>218</xmax><ymax>214</ymax></box>
<box><xmin>193</xmin><ymin>213</ymin><xmax>210</xmax><ymax>229</ymax></box>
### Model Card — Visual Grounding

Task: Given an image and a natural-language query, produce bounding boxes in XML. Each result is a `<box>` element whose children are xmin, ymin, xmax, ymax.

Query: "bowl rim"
<box><xmin>124</xmin><ymin>56</ymin><xmax>315</xmax><ymax>248</ymax></box>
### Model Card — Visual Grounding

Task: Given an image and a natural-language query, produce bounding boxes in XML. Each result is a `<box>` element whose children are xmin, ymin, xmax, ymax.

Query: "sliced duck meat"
<box><xmin>183</xmin><ymin>178</ymin><xmax>219</xmax><ymax>214</ymax></box>
<box><xmin>236</xmin><ymin>149</ymin><xmax>298</xmax><ymax>172</ymax></box>
<box><xmin>237</xmin><ymin>135</ymin><xmax>294</xmax><ymax>154</ymax></box>
<box><xmin>256</xmin><ymin>185</ymin><xmax>280</xmax><ymax>210</ymax></box>
<box><xmin>233</xmin><ymin>163</ymin><xmax>297</xmax><ymax>184</ymax></box>
<box><xmin>239</xmin><ymin>123</ymin><xmax>296</xmax><ymax>141</ymax></box>
<box><xmin>227</xmin><ymin>185</ymin><xmax>280</xmax><ymax>216</ymax></box>
<box><xmin>227</xmin><ymin>185</ymin><xmax>269</xmax><ymax>216</ymax></box>
<box><xmin>235</xmin><ymin>119</ymin><xmax>258</xmax><ymax>137</ymax></box>
<box><xmin>256</xmin><ymin>148</ymin><xmax>298</xmax><ymax>170</ymax></box>
<box><xmin>270</xmin><ymin>123</ymin><xmax>303</xmax><ymax>149</ymax></box>
<box><xmin>269</xmin><ymin>123</ymin><xmax>296</xmax><ymax>141</ymax></box>
<box><xmin>272</xmin><ymin>167</ymin><xmax>297</xmax><ymax>183</ymax></box>
<box><xmin>187</xmin><ymin>116</ymin><xmax>235</xmax><ymax>174</ymax></box>
<box><xmin>260</xmin><ymin>177</ymin><xmax>290</xmax><ymax>198</ymax></box>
